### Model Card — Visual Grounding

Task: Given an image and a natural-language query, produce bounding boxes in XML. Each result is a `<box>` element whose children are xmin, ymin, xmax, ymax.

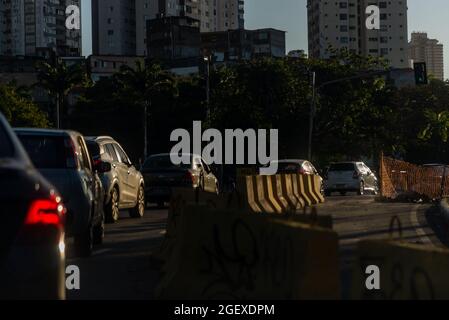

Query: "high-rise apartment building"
<box><xmin>0</xmin><ymin>0</ymin><xmax>82</xmax><ymax>57</ymax></box>
<box><xmin>409</xmin><ymin>32</ymin><xmax>444</xmax><ymax>81</ymax></box>
<box><xmin>307</xmin><ymin>0</ymin><xmax>409</xmax><ymax>68</ymax></box>
<box><xmin>92</xmin><ymin>0</ymin><xmax>136</xmax><ymax>55</ymax></box>
<box><xmin>132</xmin><ymin>0</ymin><xmax>245</xmax><ymax>55</ymax></box>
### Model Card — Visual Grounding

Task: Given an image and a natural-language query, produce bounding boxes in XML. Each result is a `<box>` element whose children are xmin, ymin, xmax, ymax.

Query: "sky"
<box><xmin>81</xmin><ymin>0</ymin><xmax>449</xmax><ymax>79</ymax></box>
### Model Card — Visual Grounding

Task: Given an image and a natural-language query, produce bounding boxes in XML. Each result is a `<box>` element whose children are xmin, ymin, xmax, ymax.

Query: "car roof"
<box><xmin>271</xmin><ymin>159</ymin><xmax>307</xmax><ymax>164</ymax></box>
<box><xmin>85</xmin><ymin>136</ymin><xmax>115</xmax><ymax>143</ymax></box>
<box><xmin>14</xmin><ymin>127</ymin><xmax>80</xmax><ymax>137</ymax></box>
<box><xmin>0</xmin><ymin>114</ymin><xmax>33</xmax><ymax>167</ymax></box>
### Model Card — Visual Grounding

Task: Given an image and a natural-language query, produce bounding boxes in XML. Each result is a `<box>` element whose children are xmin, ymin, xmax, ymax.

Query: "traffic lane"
<box><xmin>320</xmin><ymin>194</ymin><xmax>438</xmax><ymax>248</ymax></box>
<box><xmin>66</xmin><ymin>207</ymin><xmax>168</xmax><ymax>300</ymax></box>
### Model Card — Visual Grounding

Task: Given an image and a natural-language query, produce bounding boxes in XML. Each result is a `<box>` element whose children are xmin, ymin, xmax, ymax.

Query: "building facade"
<box><xmin>0</xmin><ymin>0</ymin><xmax>82</xmax><ymax>57</ymax></box>
<box><xmin>132</xmin><ymin>0</ymin><xmax>245</xmax><ymax>55</ymax></box>
<box><xmin>409</xmin><ymin>32</ymin><xmax>444</xmax><ymax>81</ymax></box>
<box><xmin>92</xmin><ymin>0</ymin><xmax>136</xmax><ymax>55</ymax></box>
<box><xmin>307</xmin><ymin>0</ymin><xmax>409</xmax><ymax>68</ymax></box>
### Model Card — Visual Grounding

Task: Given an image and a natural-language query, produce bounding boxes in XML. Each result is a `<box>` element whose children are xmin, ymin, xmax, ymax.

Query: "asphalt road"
<box><xmin>65</xmin><ymin>194</ymin><xmax>449</xmax><ymax>300</ymax></box>
<box><xmin>66</xmin><ymin>207</ymin><xmax>167</xmax><ymax>300</ymax></box>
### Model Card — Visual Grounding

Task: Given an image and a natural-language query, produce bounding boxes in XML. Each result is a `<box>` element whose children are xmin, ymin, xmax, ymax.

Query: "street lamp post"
<box><xmin>204</xmin><ymin>56</ymin><xmax>211</xmax><ymax>121</ymax></box>
<box><xmin>308</xmin><ymin>71</ymin><xmax>316</xmax><ymax>160</ymax></box>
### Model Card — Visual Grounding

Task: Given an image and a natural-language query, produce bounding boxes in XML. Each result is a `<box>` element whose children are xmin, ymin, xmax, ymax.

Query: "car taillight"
<box><xmin>18</xmin><ymin>196</ymin><xmax>65</xmax><ymax>245</ymax></box>
<box><xmin>184</xmin><ymin>171</ymin><xmax>194</xmax><ymax>185</ymax></box>
<box><xmin>353</xmin><ymin>171</ymin><xmax>360</xmax><ymax>179</ymax></box>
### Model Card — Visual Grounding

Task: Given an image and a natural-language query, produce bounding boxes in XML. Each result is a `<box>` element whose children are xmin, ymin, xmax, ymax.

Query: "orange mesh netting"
<box><xmin>380</xmin><ymin>154</ymin><xmax>448</xmax><ymax>200</ymax></box>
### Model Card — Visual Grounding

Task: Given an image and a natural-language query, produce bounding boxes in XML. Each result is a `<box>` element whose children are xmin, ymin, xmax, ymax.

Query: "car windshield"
<box><xmin>276</xmin><ymin>162</ymin><xmax>302</xmax><ymax>172</ymax></box>
<box><xmin>17</xmin><ymin>135</ymin><xmax>72</xmax><ymax>169</ymax></box>
<box><xmin>86</xmin><ymin>141</ymin><xmax>100</xmax><ymax>160</ymax></box>
<box><xmin>0</xmin><ymin>123</ymin><xmax>14</xmax><ymax>158</ymax></box>
<box><xmin>329</xmin><ymin>163</ymin><xmax>356</xmax><ymax>172</ymax></box>
<box><xmin>143</xmin><ymin>155</ymin><xmax>192</xmax><ymax>170</ymax></box>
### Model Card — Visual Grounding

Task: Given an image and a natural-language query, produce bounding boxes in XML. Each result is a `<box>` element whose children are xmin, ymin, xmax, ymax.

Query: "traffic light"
<box><xmin>414</xmin><ymin>62</ymin><xmax>428</xmax><ymax>85</ymax></box>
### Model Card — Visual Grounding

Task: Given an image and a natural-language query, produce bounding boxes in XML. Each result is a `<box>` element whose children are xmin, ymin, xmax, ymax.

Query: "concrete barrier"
<box><xmin>352</xmin><ymin>239</ymin><xmax>449</xmax><ymax>299</ymax></box>
<box><xmin>156</xmin><ymin>205</ymin><xmax>340</xmax><ymax>300</ymax></box>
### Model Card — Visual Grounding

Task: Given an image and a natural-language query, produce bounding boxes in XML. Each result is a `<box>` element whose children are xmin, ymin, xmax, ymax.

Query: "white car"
<box><xmin>324</xmin><ymin>162</ymin><xmax>378</xmax><ymax>196</ymax></box>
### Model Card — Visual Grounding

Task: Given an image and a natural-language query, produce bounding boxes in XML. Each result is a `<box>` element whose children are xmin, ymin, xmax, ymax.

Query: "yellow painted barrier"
<box><xmin>271</xmin><ymin>175</ymin><xmax>291</xmax><ymax>212</ymax></box>
<box><xmin>281</xmin><ymin>174</ymin><xmax>305</xmax><ymax>211</ymax></box>
<box><xmin>297</xmin><ymin>174</ymin><xmax>313</xmax><ymax>206</ymax></box>
<box><xmin>352</xmin><ymin>239</ymin><xmax>449</xmax><ymax>299</ymax></box>
<box><xmin>156</xmin><ymin>205</ymin><xmax>340</xmax><ymax>300</ymax></box>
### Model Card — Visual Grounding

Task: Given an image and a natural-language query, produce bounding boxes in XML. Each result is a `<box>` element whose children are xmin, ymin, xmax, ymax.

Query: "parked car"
<box><xmin>266</xmin><ymin>159</ymin><xmax>325</xmax><ymax>195</ymax></box>
<box><xmin>0</xmin><ymin>113</ymin><xmax>66</xmax><ymax>299</ymax></box>
<box><xmin>141</xmin><ymin>153</ymin><xmax>219</xmax><ymax>207</ymax></box>
<box><xmin>324</xmin><ymin>162</ymin><xmax>378</xmax><ymax>196</ymax></box>
<box><xmin>15</xmin><ymin>129</ymin><xmax>107</xmax><ymax>257</ymax></box>
<box><xmin>85</xmin><ymin>136</ymin><xmax>145</xmax><ymax>223</ymax></box>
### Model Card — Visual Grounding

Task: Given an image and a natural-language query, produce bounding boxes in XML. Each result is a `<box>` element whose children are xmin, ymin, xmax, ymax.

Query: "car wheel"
<box><xmin>357</xmin><ymin>181</ymin><xmax>365</xmax><ymax>196</ymax></box>
<box><xmin>74</xmin><ymin>223</ymin><xmax>93</xmax><ymax>258</ymax></box>
<box><xmin>105</xmin><ymin>187</ymin><xmax>120</xmax><ymax>223</ymax></box>
<box><xmin>93</xmin><ymin>217</ymin><xmax>104</xmax><ymax>245</ymax></box>
<box><xmin>130</xmin><ymin>185</ymin><xmax>145</xmax><ymax>218</ymax></box>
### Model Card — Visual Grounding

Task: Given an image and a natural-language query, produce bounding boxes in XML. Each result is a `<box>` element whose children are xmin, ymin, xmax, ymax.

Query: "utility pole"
<box><xmin>204</xmin><ymin>55</ymin><xmax>211</xmax><ymax>121</ymax></box>
<box><xmin>308</xmin><ymin>71</ymin><xmax>316</xmax><ymax>160</ymax></box>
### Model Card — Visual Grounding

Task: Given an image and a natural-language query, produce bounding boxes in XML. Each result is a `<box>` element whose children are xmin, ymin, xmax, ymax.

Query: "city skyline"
<box><xmin>79</xmin><ymin>0</ymin><xmax>448</xmax><ymax>78</ymax></box>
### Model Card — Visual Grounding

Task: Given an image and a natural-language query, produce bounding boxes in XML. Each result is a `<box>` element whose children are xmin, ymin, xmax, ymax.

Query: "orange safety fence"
<box><xmin>380</xmin><ymin>153</ymin><xmax>449</xmax><ymax>200</ymax></box>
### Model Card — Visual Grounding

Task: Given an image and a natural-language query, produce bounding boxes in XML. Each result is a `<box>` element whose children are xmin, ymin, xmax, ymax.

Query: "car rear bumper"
<box><xmin>325</xmin><ymin>181</ymin><xmax>360</xmax><ymax>191</ymax></box>
<box><xmin>145</xmin><ymin>186</ymin><xmax>172</xmax><ymax>203</ymax></box>
<box><xmin>0</xmin><ymin>244</ymin><xmax>66</xmax><ymax>300</ymax></box>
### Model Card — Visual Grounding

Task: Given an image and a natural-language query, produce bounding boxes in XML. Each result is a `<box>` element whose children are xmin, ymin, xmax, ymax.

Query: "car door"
<box><xmin>76</xmin><ymin>136</ymin><xmax>95</xmax><ymax>217</ymax></box>
<box><xmin>112</xmin><ymin>143</ymin><xmax>135</xmax><ymax>205</ymax></box>
<box><xmin>201</xmin><ymin>158</ymin><xmax>216</xmax><ymax>193</ymax></box>
<box><xmin>109</xmin><ymin>143</ymin><xmax>132</xmax><ymax>206</ymax></box>
<box><xmin>116</xmin><ymin>144</ymin><xmax>140</xmax><ymax>203</ymax></box>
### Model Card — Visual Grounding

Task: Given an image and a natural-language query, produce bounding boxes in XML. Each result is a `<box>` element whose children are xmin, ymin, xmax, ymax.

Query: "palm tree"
<box><xmin>114</xmin><ymin>60</ymin><xmax>177</xmax><ymax>159</ymax></box>
<box><xmin>36</xmin><ymin>59</ymin><xmax>87</xmax><ymax>129</ymax></box>
<box><xmin>419</xmin><ymin>109</ymin><xmax>449</xmax><ymax>143</ymax></box>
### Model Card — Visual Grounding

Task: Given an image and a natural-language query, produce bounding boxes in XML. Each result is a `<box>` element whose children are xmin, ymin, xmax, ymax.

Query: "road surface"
<box><xmin>66</xmin><ymin>195</ymin><xmax>449</xmax><ymax>300</ymax></box>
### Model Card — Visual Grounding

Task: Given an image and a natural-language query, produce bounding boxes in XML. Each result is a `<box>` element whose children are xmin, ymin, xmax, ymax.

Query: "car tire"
<box><xmin>93</xmin><ymin>218</ymin><xmax>105</xmax><ymax>245</ymax></box>
<box><xmin>74</xmin><ymin>223</ymin><xmax>93</xmax><ymax>258</ymax></box>
<box><xmin>105</xmin><ymin>187</ymin><xmax>120</xmax><ymax>223</ymax></box>
<box><xmin>130</xmin><ymin>185</ymin><xmax>145</xmax><ymax>218</ymax></box>
<box><xmin>358</xmin><ymin>181</ymin><xmax>365</xmax><ymax>196</ymax></box>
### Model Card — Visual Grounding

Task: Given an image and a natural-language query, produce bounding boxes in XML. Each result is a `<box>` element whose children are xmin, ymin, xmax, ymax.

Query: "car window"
<box><xmin>329</xmin><ymin>163</ymin><xmax>356</xmax><ymax>172</ymax></box>
<box><xmin>86</xmin><ymin>141</ymin><xmax>100</xmax><ymax>160</ymax></box>
<box><xmin>143</xmin><ymin>155</ymin><xmax>191</xmax><ymax>170</ymax></box>
<box><xmin>0</xmin><ymin>123</ymin><xmax>14</xmax><ymax>158</ymax></box>
<box><xmin>105</xmin><ymin>144</ymin><xmax>118</xmax><ymax>162</ymax></box>
<box><xmin>78</xmin><ymin>137</ymin><xmax>92</xmax><ymax>171</ymax></box>
<box><xmin>18</xmin><ymin>134</ymin><xmax>76</xmax><ymax>169</ymax></box>
<box><xmin>114</xmin><ymin>144</ymin><xmax>130</xmax><ymax>164</ymax></box>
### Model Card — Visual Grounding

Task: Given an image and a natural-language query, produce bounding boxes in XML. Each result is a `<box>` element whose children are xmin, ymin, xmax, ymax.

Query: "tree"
<box><xmin>0</xmin><ymin>84</ymin><xmax>49</xmax><ymax>128</ymax></box>
<box><xmin>114</xmin><ymin>60</ymin><xmax>177</xmax><ymax>158</ymax></box>
<box><xmin>36</xmin><ymin>59</ymin><xmax>87</xmax><ymax>129</ymax></box>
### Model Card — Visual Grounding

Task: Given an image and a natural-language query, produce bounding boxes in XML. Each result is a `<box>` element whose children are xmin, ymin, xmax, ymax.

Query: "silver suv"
<box><xmin>85</xmin><ymin>137</ymin><xmax>145</xmax><ymax>223</ymax></box>
<box><xmin>324</xmin><ymin>162</ymin><xmax>378</xmax><ymax>196</ymax></box>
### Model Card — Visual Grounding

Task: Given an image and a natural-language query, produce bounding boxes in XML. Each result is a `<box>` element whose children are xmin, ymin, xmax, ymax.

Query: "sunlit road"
<box><xmin>317</xmin><ymin>194</ymin><xmax>448</xmax><ymax>298</ymax></box>
<box><xmin>66</xmin><ymin>207</ymin><xmax>168</xmax><ymax>300</ymax></box>
<box><xmin>65</xmin><ymin>195</ymin><xmax>449</xmax><ymax>300</ymax></box>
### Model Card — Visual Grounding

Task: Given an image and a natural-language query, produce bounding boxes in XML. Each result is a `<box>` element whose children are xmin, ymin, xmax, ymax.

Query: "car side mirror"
<box><xmin>95</xmin><ymin>161</ymin><xmax>112</xmax><ymax>173</ymax></box>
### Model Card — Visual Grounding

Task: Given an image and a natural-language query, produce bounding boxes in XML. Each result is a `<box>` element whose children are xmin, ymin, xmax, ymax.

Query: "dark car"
<box><xmin>15</xmin><ymin>129</ymin><xmax>107</xmax><ymax>257</ymax></box>
<box><xmin>141</xmin><ymin>153</ymin><xmax>219</xmax><ymax>207</ymax></box>
<box><xmin>0</xmin><ymin>113</ymin><xmax>66</xmax><ymax>299</ymax></box>
<box><xmin>85</xmin><ymin>136</ymin><xmax>145</xmax><ymax>223</ymax></box>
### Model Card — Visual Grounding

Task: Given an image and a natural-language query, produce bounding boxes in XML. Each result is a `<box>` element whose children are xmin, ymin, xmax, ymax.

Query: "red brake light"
<box><xmin>184</xmin><ymin>171</ymin><xmax>194</xmax><ymax>184</ymax></box>
<box><xmin>25</xmin><ymin>198</ymin><xmax>64</xmax><ymax>226</ymax></box>
<box><xmin>18</xmin><ymin>196</ymin><xmax>65</xmax><ymax>245</ymax></box>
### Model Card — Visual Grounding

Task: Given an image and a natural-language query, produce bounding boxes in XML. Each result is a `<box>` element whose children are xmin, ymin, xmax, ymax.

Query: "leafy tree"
<box><xmin>36</xmin><ymin>59</ymin><xmax>87</xmax><ymax>128</ymax></box>
<box><xmin>0</xmin><ymin>84</ymin><xmax>49</xmax><ymax>128</ymax></box>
